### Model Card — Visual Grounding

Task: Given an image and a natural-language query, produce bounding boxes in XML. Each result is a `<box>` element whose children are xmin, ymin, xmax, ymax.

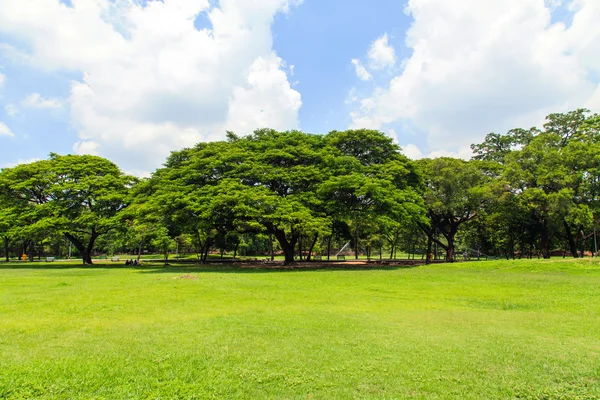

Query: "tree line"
<box><xmin>0</xmin><ymin>109</ymin><xmax>598</xmax><ymax>265</ymax></box>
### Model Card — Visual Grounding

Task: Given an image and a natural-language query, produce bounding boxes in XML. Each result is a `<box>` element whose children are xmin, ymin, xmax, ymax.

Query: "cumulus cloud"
<box><xmin>226</xmin><ymin>56</ymin><xmax>302</xmax><ymax>135</ymax></box>
<box><xmin>401</xmin><ymin>144</ymin><xmax>424</xmax><ymax>159</ymax></box>
<box><xmin>22</xmin><ymin>93</ymin><xmax>63</xmax><ymax>109</ymax></box>
<box><xmin>351</xmin><ymin>59</ymin><xmax>372</xmax><ymax>81</ymax></box>
<box><xmin>0</xmin><ymin>0</ymin><xmax>302</xmax><ymax>173</ymax></box>
<box><xmin>367</xmin><ymin>34</ymin><xmax>396</xmax><ymax>70</ymax></box>
<box><xmin>0</xmin><ymin>121</ymin><xmax>14</xmax><ymax>137</ymax></box>
<box><xmin>351</xmin><ymin>0</ymin><xmax>600</xmax><ymax>156</ymax></box>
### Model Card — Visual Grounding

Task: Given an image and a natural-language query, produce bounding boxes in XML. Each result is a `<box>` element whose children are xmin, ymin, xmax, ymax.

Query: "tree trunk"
<box><xmin>564</xmin><ymin>220</ymin><xmax>579</xmax><ymax>258</ymax></box>
<box><xmin>446</xmin><ymin>236</ymin><xmax>454</xmax><ymax>262</ymax></box>
<box><xmin>442</xmin><ymin>224</ymin><xmax>459</xmax><ymax>263</ymax></box>
<box><xmin>65</xmin><ymin>233</ymin><xmax>90</xmax><ymax>265</ymax></box>
<box><xmin>580</xmin><ymin>228</ymin><xmax>586</xmax><ymax>258</ymax></box>
<box><xmin>540</xmin><ymin>218</ymin><xmax>550</xmax><ymax>259</ymax></box>
<box><xmin>64</xmin><ymin>228</ymin><xmax>99</xmax><ymax>265</ymax></box>
<box><xmin>84</xmin><ymin>231</ymin><xmax>98</xmax><ymax>265</ymax></box>
<box><xmin>510</xmin><ymin>238</ymin><xmax>515</xmax><ymax>260</ymax></box>
<box><xmin>283</xmin><ymin>242</ymin><xmax>296</xmax><ymax>264</ymax></box>
<box><xmin>306</xmin><ymin>233</ymin><xmax>319</xmax><ymax>261</ymax></box>
<box><xmin>354</xmin><ymin>225</ymin><xmax>359</xmax><ymax>260</ymax></box>
<box><xmin>269</xmin><ymin>235</ymin><xmax>274</xmax><ymax>261</ymax></box>
<box><xmin>4</xmin><ymin>236</ymin><xmax>9</xmax><ymax>262</ymax></box>
<box><xmin>234</xmin><ymin>240</ymin><xmax>240</xmax><ymax>260</ymax></box>
<box><xmin>580</xmin><ymin>229</ymin><xmax>594</xmax><ymax>258</ymax></box>
<box><xmin>426</xmin><ymin>236</ymin><xmax>432</xmax><ymax>265</ymax></box>
<box><xmin>271</xmin><ymin>228</ymin><xmax>298</xmax><ymax>265</ymax></box>
<box><xmin>202</xmin><ymin>238</ymin><xmax>211</xmax><ymax>263</ymax></box>
<box><xmin>327</xmin><ymin>234</ymin><xmax>332</xmax><ymax>261</ymax></box>
<box><xmin>28</xmin><ymin>241</ymin><xmax>34</xmax><ymax>262</ymax></box>
<box><xmin>518</xmin><ymin>229</ymin><xmax>526</xmax><ymax>259</ymax></box>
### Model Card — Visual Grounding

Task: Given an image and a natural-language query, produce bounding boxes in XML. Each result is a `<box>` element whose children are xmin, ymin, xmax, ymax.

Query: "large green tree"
<box><xmin>417</xmin><ymin>158</ymin><xmax>492</xmax><ymax>262</ymax></box>
<box><xmin>0</xmin><ymin>154</ymin><xmax>134</xmax><ymax>264</ymax></box>
<box><xmin>502</xmin><ymin>110</ymin><xmax>600</xmax><ymax>258</ymax></box>
<box><xmin>147</xmin><ymin>129</ymin><xmax>423</xmax><ymax>264</ymax></box>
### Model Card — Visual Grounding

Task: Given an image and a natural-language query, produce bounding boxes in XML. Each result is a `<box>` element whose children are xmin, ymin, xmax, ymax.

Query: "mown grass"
<box><xmin>1</xmin><ymin>259</ymin><xmax>599</xmax><ymax>399</ymax></box>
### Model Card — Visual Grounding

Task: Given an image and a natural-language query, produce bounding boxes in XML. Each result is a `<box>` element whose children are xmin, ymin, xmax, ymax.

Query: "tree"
<box><xmin>0</xmin><ymin>200</ymin><xmax>15</xmax><ymax>262</ymax></box>
<box><xmin>147</xmin><ymin>129</ymin><xmax>424</xmax><ymax>265</ymax></box>
<box><xmin>147</xmin><ymin>131</ymin><xmax>330</xmax><ymax>264</ymax></box>
<box><xmin>321</xmin><ymin>129</ymin><xmax>424</xmax><ymax>259</ymax></box>
<box><xmin>0</xmin><ymin>154</ymin><xmax>134</xmax><ymax>264</ymax></box>
<box><xmin>417</xmin><ymin>158</ymin><xmax>491</xmax><ymax>262</ymax></box>
<box><xmin>471</xmin><ymin>128</ymin><xmax>538</xmax><ymax>163</ymax></box>
<box><xmin>503</xmin><ymin>110</ymin><xmax>600</xmax><ymax>258</ymax></box>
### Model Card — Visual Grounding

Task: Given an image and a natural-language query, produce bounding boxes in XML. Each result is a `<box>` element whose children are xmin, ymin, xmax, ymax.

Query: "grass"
<box><xmin>1</xmin><ymin>259</ymin><xmax>599</xmax><ymax>399</ymax></box>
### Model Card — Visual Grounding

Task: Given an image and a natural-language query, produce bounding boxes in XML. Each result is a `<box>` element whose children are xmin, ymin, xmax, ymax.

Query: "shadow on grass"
<box><xmin>0</xmin><ymin>262</ymin><xmax>136</xmax><ymax>270</ymax></box>
<box><xmin>0</xmin><ymin>261</ymin><xmax>421</xmax><ymax>273</ymax></box>
<box><xmin>137</xmin><ymin>264</ymin><xmax>417</xmax><ymax>275</ymax></box>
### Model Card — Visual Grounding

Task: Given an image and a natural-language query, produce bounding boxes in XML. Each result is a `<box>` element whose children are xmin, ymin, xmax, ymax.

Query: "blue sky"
<box><xmin>0</xmin><ymin>0</ymin><xmax>598</xmax><ymax>174</ymax></box>
<box><xmin>271</xmin><ymin>0</ymin><xmax>411</xmax><ymax>134</ymax></box>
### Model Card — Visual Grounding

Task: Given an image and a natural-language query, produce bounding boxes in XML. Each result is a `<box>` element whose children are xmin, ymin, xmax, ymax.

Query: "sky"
<box><xmin>0</xmin><ymin>0</ymin><xmax>599</xmax><ymax>175</ymax></box>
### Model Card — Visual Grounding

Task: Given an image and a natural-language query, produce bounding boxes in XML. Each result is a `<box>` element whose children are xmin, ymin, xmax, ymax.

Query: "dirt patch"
<box><xmin>174</xmin><ymin>274</ymin><xmax>198</xmax><ymax>279</ymax></box>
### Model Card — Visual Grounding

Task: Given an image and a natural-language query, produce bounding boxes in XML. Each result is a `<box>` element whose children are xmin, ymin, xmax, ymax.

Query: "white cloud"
<box><xmin>426</xmin><ymin>146</ymin><xmax>474</xmax><ymax>160</ymax></box>
<box><xmin>22</xmin><ymin>93</ymin><xmax>63</xmax><ymax>109</ymax></box>
<box><xmin>401</xmin><ymin>143</ymin><xmax>473</xmax><ymax>160</ymax></box>
<box><xmin>402</xmin><ymin>143</ymin><xmax>424</xmax><ymax>159</ymax></box>
<box><xmin>0</xmin><ymin>121</ymin><xmax>14</xmax><ymax>137</ymax></box>
<box><xmin>4</xmin><ymin>104</ymin><xmax>18</xmax><ymax>117</ymax></box>
<box><xmin>73</xmin><ymin>140</ymin><xmax>100</xmax><ymax>156</ymax></box>
<box><xmin>0</xmin><ymin>0</ymin><xmax>302</xmax><ymax>174</ymax></box>
<box><xmin>351</xmin><ymin>59</ymin><xmax>372</xmax><ymax>81</ymax></box>
<box><xmin>368</xmin><ymin>33</ymin><xmax>396</xmax><ymax>70</ymax></box>
<box><xmin>0</xmin><ymin>72</ymin><xmax>5</xmax><ymax>86</ymax></box>
<box><xmin>1</xmin><ymin>157</ymin><xmax>41</xmax><ymax>169</ymax></box>
<box><xmin>226</xmin><ymin>55</ymin><xmax>301</xmax><ymax>135</ymax></box>
<box><xmin>351</xmin><ymin>0</ymin><xmax>600</xmax><ymax>156</ymax></box>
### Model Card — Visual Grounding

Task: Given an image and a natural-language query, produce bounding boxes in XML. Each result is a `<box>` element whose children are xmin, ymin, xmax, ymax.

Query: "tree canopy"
<box><xmin>0</xmin><ymin>154</ymin><xmax>134</xmax><ymax>264</ymax></box>
<box><xmin>1</xmin><ymin>109</ymin><xmax>599</xmax><ymax>264</ymax></box>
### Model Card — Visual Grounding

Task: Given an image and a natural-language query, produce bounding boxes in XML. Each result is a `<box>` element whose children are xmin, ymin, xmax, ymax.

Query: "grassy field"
<box><xmin>1</xmin><ymin>259</ymin><xmax>599</xmax><ymax>399</ymax></box>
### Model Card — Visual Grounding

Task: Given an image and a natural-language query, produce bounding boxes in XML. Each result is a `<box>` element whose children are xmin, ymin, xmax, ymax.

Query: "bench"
<box><xmin>111</xmin><ymin>256</ymin><xmax>120</xmax><ymax>262</ymax></box>
<box><xmin>45</xmin><ymin>257</ymin><xmax>55</xmax><ymax>262</ymax></box>
<box><xmin>337</xmin><ymin>255</ymin><xmax>346</xmax><ymax>261</ymax></box>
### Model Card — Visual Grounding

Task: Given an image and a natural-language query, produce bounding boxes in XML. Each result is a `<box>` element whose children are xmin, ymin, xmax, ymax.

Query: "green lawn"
<box><xmin>1</xmin><ymin>259</ymin><xmax>599</xmax><ymax>399</ymax></box>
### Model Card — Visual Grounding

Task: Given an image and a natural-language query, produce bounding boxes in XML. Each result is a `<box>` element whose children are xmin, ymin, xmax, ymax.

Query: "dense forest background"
<box><xmin>1</xmin><ymin>109</ymin><xmax>599</xmax><ymax>265</ymax></box>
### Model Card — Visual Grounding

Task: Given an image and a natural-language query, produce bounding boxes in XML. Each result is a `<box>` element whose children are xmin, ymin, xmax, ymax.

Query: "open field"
<box><xmin>1</xmin><ymin>259</ymin><xmax>599</xmax><ymax>399</ymax></box>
